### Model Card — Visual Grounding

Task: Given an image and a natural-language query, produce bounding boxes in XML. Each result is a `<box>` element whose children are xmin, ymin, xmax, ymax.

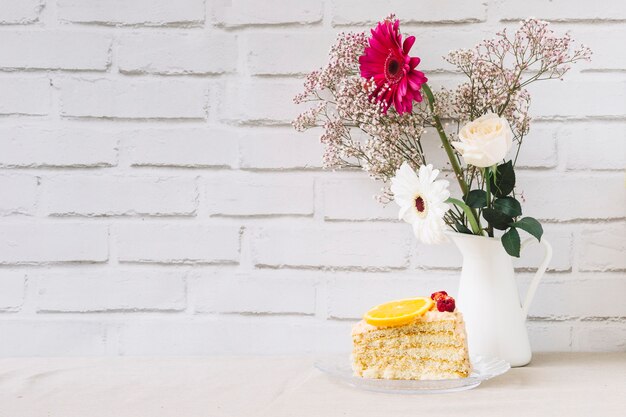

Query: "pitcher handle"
<box><xmin>520</xmin><ymin>237</ymin><xmax>552</xmax><ymax>319</ymax></box>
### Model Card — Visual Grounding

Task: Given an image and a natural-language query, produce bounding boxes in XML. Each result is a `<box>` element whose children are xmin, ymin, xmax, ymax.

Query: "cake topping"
<box><xmin>363</xmin><ymin>297</ymin><xmax>434</xmax><ymax>327</ymax></box>
<box><xmin>436</xmin><ymin>297</ymin><xmax>456</xmax><ymax>312</ymax></box>
<box><xmin>430</xmin><ymin>290</ymin><xmax>456</xmax><ymax>312</ymax></box>
<box><xmin>430</xmin><ymin>291</ymin><xmax>448</xmax><ymax>301</ymax></box>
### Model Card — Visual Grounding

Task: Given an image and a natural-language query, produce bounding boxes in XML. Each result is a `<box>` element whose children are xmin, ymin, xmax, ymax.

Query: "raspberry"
<box><xmin>430</xmin><ymin>291</ymin><xmax>448</xmax><ymax>301</ymax></box>
<box><xmin>436</xmin><ymin>296</ymin><xmax>456</xmax><ymax>312</ymax></box>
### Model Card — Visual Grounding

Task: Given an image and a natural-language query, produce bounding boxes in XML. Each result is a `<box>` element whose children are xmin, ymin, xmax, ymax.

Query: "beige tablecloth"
<box><xmin>0</xmin><ymin>353</ymin><xmax>624</xmax><ymax>417</ymax></box>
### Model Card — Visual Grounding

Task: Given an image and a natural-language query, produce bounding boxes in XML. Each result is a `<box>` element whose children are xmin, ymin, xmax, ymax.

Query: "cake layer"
<box><xmin>352</xmin><ymin>354</ymin><xmax>470</xmax><ymax>380</ymax></box>
<box><xmin>351</xmin><ymin>309</ymin><xmax>471</xmax><ymax>380</ymax></box>
<box><xmin>354</xmin><ymin>343</ymin><xmax>468</xmax><ymax>363</ymax></box>
<box><xmin>354</xmin><ymin>331</ymin><xmax>465</xmax><ymax>348</ymax></box>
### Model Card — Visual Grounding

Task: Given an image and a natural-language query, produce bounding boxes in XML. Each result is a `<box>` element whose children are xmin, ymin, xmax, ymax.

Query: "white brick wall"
<box><xmin>0</xmin><ymin>0</ymin><xmax>624</xmax><ymax>357</ymax></box>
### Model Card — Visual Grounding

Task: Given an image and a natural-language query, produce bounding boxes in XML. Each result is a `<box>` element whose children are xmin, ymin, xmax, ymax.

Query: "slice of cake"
<box><xmin>351</xmin><ymin>291</ymin><xmax>471</xmax><ymax>380</ymax></box>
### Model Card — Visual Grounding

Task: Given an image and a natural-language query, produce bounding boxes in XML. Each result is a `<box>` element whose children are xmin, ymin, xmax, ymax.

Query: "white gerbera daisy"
<box><xmin>390</xmin><ymin>162</ymin><xmax>451</xmax><ymax>244</ymax></box>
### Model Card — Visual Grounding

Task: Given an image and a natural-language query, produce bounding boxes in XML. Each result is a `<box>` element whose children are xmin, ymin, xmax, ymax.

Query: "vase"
<box><xmin>447</xmin><ymin>232</ymin><xmax>552</xmax><ymax>367</ymax></box>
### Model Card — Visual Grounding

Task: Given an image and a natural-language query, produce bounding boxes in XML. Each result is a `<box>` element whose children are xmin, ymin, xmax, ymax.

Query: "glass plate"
<box><xmin>314</xmin><ymin>354</ymin><xmax>510</xmax><ymax>394</ymax></box>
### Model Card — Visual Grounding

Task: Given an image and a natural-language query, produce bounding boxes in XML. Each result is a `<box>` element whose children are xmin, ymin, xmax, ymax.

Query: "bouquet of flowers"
<box><xmin>293</xmin><ymin>16</ymin><xmax>591</xmax><ymax>256</ymax></box>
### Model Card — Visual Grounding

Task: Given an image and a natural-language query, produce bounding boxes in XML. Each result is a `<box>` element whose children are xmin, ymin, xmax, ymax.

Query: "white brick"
<box><xmin>247</xmin><ymin>32</ymin><xmax>335</xmax><ymax>75</ymax></box>
<box><xmin>124</xmin><ymin>128</ymin><xmax>238</xmax><ymax>168</ymax></box>
<box><xmin>514</xmin><ymin>124</ymin><xmax>558</xmax><ymax>168</ymax></box>
<box><xmin>0</xmin><ymin>320</ymin><xmax>108</xmax><ymax>356</ymax></box>
<box><xmin>562</xmin><ymin>122</ymin><xmax>626</xmax><ymax>170</ymax></box>
<box><xmin>0</xmin><ymin>0</ymin><xmax>41</xmax><ymax>24</ymax></box>
<box><xmin>0</xmin><ymin>175</ymin><xmax>38</xmax><ymax>215</ymax></box>
<box><xmin>58</xmin><ymin>0</ymin><xmax>205</xmax><ymax>26</ymax></box>
<box><xmin>0</xmin><ymin>126</ymin><xmax>117</xmax><ymax>168</ymax></box>
<box><xmin>518</xmin><ymin>173</ymin><xmax>626</xmax><ymax>221</ymax></box>
<box><xmin>524</xmin><ymin>275</ymin><xmax>626</xmax><ymax>318</ymax></box>
<box><xmin>410</xmin><ymin>29</ymin><xmax>490</xmax><ymax>72</ymax></box>
<box><xmin>0</xmin><ymin>78</ymin><xmax>50</xmax><ymax>115</ymax></box>
<box><xmin>59</xmin><ymin>78</ymin><xmax>207</xmax><ymax>119</ymax></box>
<box><xmin>212</xmin><ymin>0</ymin><xmax>323</xmax><ymax>27</ymax></box>
<box><xmin>420</xmin><ymin>128</ymin><xmax>462</xmax><ymax>169</ymax></box>
<box><xmin>0</xmin><ymin>32</ymin><xmax>111</xmax><ymax>71</ymax></box>
<box><xmin>189</xmin><ymin>269</ymin><xmax>316</xmax><ymax>314</ymax></box>
<box><xmin>205</xmin><ymin>173</ymin><xmax>314</xmax><ymax>216</ymax></box>
<box><xmin>412</xmin><ymin>224</ymin><xmax>572</xmax><ymax>271</ymax></box>
<box><xmin>116</xmin><ymin>316</ymin><xmax>349</xmax><ymax>355</ymax></box>
<box><xmin>499</xmin><ymin>0</ymin><xmax>626</xmax><ymax>21</ymax></box>
<box><xmin>574</xmin><ymin>27</ymin><xmax>626</xmax><ymax>71</ymax></box>
<box><xmin>529</xmin><ymin>80</ymin><xmax>626</xmax><ymax>118</ymax></box>
<box><xmin>528</xmin><ymin>321</ymin><xmax>572</xmax><ymax>352</ymax></box>
<box><xmin>322</xmin><ymin>176</ymin><xmax>396</xmax><ymax>221</ymax></box>
<box><xmin>42</xmin><ymin>175</ymin><xmax>197</xmax><ymax>217</ymax></box>
<box><xmin>220</xmin><ymin>79</ymin><xmax>304</xmax><ymax>124</ymax></box>
<box><xmin>0</xmin><ymin>272</ymin><xmax>25</xmax><ymax>310</ymax></box>
<box><xmin>0</xmin><ymin>224</ymin><xmax>108</xmax><ymax>264</ymax></box>
<box><xmin>514</xmin><ymin>225</ymin><xmax>572</xmax><ymax>272</ymax></box>
<box><xmin>251</xmin><ymin>224</ymin><xmax>411</xmax><ymax>268</ymax></box>
<box><xmin>414</xmin><ymin>239</ymin><xmax>463</xmax><ymax>269</ymax></box>
<box><xmin>239</xmin><ymin>128</ymin><xmax>322</xmax><ymax>170</ymax></box>
<box><xmin>326</xmin><ymin>272</ymin><xmax>458</xmax><ymax>319</ymax></box>
<box><xmin>332</xmin><ymin>0</ymin><xmax>486</xmax><ymax>25</ymax></box>
<box><xmin>118</xmin><ymin>32</ymin><xmax>237</xmax><ymax>75</ymax></box>
<box><xmin>572</xmin><ymin>322</ymin><xmax>626</xmax><ymax>352</ymax></box>
<box><xmin>578</xmin><ymin>224</ymin><xmax>626</xmax><ymax>272</ymax></box>
<box><xmin>116</xmin><ymin>224</ymin><xmax>239</xmax><ymax>264</ymax></box>
<box><xmin>36</xmin><ymin>270</ymin><xmax>186</xmax><ymax>312</ymax></box>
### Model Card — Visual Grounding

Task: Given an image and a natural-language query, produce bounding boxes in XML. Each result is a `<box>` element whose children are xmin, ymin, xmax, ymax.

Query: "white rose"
<box><xmin>452</xmin><ymin>112</ymin><xmax>514</xmax><ymax>168</ymax></box>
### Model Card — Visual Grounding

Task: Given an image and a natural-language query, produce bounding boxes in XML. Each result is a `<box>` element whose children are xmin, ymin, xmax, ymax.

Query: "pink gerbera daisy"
<box><xmin>359</xmin><ymin>18</ymin><xmax>428</xmax><ymax>115</ymax></box>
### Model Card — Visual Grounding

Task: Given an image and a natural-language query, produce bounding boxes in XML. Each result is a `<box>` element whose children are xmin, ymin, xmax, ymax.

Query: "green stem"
<box><xmin>423</xmin><ymin>83</ymin><xmax>483</xmax><ymax>235</ymax></box>
<box><xmin>484</xmin><ymin>167</ymin><xmax>494</xmax><ymax>237</ymax></box>
<box><xmin>446</xmin><ymin>198</ymin><xmax>482</xmax><ymax>235</ymax></box>
<box><xmin>422</xmin><ymin>84</ymin><xmax>468</xmax><ymax>196</ymax></box>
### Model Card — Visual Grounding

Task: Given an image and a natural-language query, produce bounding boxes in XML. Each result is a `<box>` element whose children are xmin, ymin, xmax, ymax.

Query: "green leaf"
<box><xmin>501</xmin><ymin>227</ymin><xmax>521</xmax><ymax>257</ymax></box>
<box><xmin>483</xmin><ymin>208</ymin><xmax>513</xmax><ymax>230</ymax></box>
<box><xmin>494</xmin><ymin>197</ymin><xmax>522</xmax><ymax>217</ymax></box>
<box><xmin>454</xmin><ymin>222</ymin><xmax>472</xmax><ymax>234</ymax></box>
<box><xmin>446</xmin><ymin>197</ymin><xmax>482</xmax><ymax>235</ymax></box>
<box><xmin>489</xmin><ymin>161</ymin><xmax>515</xmax><ymax>197</ymax></box>
<box><xmin>465</xmin><ymin>190</ymin><xmax>487</xmax><ymax>208</ymax></box>
<box><xmin>510</xmin><ymin>217</ymin><xmax>544</xmax><ymax>241</ymax></box>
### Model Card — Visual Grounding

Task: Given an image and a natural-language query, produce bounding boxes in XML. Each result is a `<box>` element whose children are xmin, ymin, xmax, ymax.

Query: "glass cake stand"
<box><xmin>314</xmin><ymin>355</ymin><xmax>510</xmax><ymax>394</ymax></box>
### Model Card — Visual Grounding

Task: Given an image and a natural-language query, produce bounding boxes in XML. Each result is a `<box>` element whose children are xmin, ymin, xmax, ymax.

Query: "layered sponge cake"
<box><xmin>351</xmin><ymin>292</ymin><xmax>471</xmax><ymax>380</ymax></box>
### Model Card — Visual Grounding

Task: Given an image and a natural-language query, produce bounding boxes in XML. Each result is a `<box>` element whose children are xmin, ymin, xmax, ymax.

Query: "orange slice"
<box><xmin>364</xmin><ymin>297</ymin><xmax>434</xmax><ymax>327</ymax></box>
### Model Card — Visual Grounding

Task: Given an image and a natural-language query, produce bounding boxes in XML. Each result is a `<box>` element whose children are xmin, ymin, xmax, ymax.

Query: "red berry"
<box><xmin>436</xmin><ymin>296</ymin><xmax>456</xmax><ymax>312</ymax></box>
<box><xmin>430</xmin><ymin>291</ymin><xmax>448</xmax><ymax>301</ymax></box>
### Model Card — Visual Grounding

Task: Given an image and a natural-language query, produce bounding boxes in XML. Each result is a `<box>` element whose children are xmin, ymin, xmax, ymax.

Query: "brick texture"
<box><xmin>0</xmin><ymin>1</ymin><xmax>623</xmax><ymax>356</ymax></box>
<box><xmin>0</xmin><ymin>126</ymin><xmax>118</xmax><ymax>168</ymax></box>
<box><xmin>58</xmin><ymin>78</ymin><xmax>208</xmax><ymax>119</ymax></box>
<box><xmin>42</xmin><ymin>175</ymin><xmax>198</xmax><ymax>216</ymax></box>
<box><xmin>57</xmin><ymin>0</ymin><xmax>205</xmax><ymax>26</ymax></box>
<box><xmin>0</xmin><ymin>32</ymin><xmax>111</xmax><ymax>71</ymax></box>
<box><xmin>0</xmin><ymin>78</ymin><xmax>50</xmax><ymax>115</ymax></box>
<box><xmin>212</xmin><ymin>0</ymin><xmax>323</xmax><ymax>27</ymax></box>
<box><xmin>118</xmin><ymin>33</ymin><xmax>237</xmax><ymax>75</ymax></box>
<box><xmin>0</xmin><ymin>0</ymin><xmax>42</xmax><ymax>24</ymax></box>
<box><xmin>115</xmin><ymin>224</ymin><xmax>240</xmax><ymax>264</ymax></box>
<box><xmin>204</xmin><ymin>172</ymin><xmax>314</xmax><ymax>216</ymax></box>
<box><xmin>0</xmin><ymin>224</ymin><xmax>108</xmax><ymax>264</ymax></box>
<box><xmin>36</xmin><ymin>270</ymin><xmax>186</xmax><ymax>312</ymax></box>
<box><xmin>123</xmin><ymin>127</ymin><xmax>239</xmax><ymax>168</ymax></box>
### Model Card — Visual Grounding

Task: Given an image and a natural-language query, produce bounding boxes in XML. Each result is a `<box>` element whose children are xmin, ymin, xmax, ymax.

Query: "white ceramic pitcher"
<box><xmin>447</xmin><ymin>232</ymin><xmax>552</xmax><ymax>367</ymax></box>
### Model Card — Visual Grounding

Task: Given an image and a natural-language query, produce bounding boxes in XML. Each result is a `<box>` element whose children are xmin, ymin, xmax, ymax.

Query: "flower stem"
<box><xmin>422</xmin><ymin>83</ymin><xmax>468</xmax><ymax>196</ymax></box>
<box><xmin>423</xmin><ymin>83</ymin><xmax>484</xmax><ymax>235</ymax></box>
<box><xmin>484</xmin><ymin>167</ymin><xmax>494</xmax><ymax>237</ymax></box>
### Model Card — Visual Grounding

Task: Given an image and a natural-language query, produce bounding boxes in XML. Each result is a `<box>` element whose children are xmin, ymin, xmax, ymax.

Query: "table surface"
<box><xmin>0</xmin><ymin>353</ymin><xmax>625</xmax><ymax>417</ymax></box>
